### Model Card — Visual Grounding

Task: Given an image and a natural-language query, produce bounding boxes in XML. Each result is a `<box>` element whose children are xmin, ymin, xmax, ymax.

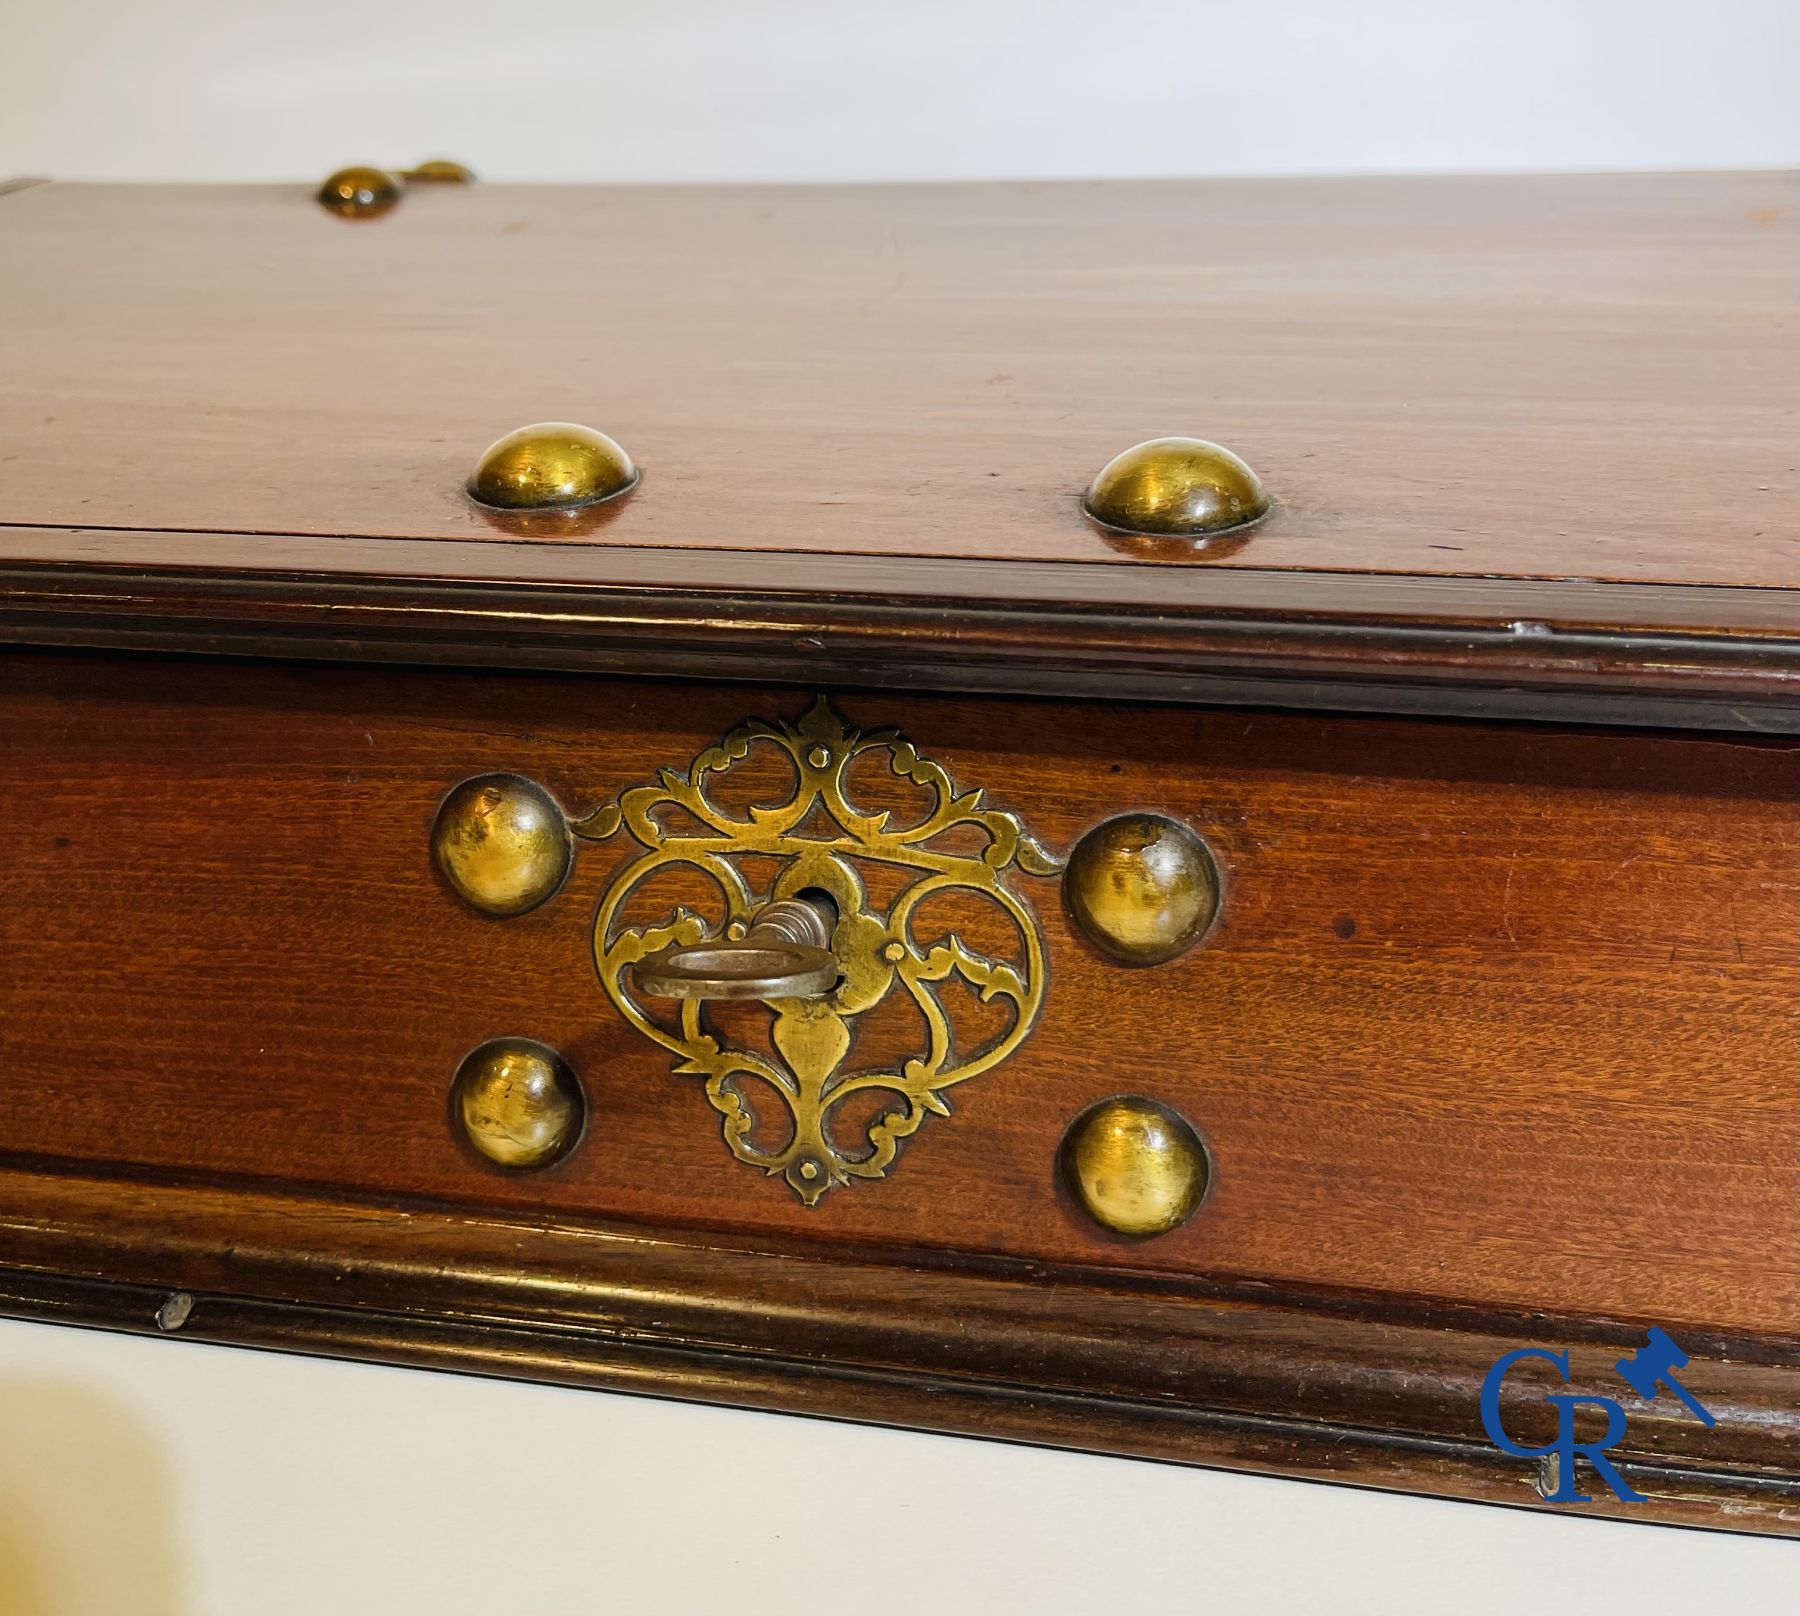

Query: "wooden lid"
<box><xmin>1</xmin><ymin>172</ymin><xmax>1794</xmax><ymax>727</ymax></box>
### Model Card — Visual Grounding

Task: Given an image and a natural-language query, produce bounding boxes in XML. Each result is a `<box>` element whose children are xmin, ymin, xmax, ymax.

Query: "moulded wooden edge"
<box><xmin>0</xmin><ymin>528</ymin><xmax>1797</xmax><ymax>731</ymax></box>
<box><xmin>0</xmin><ymin>1164</ymin><xmax>1792</xmax><ymax>1535</ymax></box>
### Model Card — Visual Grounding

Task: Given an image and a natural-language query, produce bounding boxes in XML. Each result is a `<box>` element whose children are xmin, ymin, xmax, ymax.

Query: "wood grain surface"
<box><xmin>1</xmin><ymin>173</ymin><xmax>1794</xmax><ymax>587</ymax></box>
<box><xmin>3</xmin><ymin>650</ymin><xmax>1793</xmax><ymax>1337</ymax></box>
<box><xmin>1</xmin><ymin>1172</ymin><xmax>1793</xmax><ymax>1535</ymax></box>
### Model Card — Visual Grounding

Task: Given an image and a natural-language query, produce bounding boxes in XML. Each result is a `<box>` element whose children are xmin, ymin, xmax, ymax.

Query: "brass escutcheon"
<box><xmin>570</xmin><ymin>697</ymin><xmax>1064</xmax><ymax>1204</ymax></box>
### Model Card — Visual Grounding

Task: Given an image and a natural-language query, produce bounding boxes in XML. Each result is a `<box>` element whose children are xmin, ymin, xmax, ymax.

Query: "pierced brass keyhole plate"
<box><xmin>571</xmin><ymin>698</ymin><xmax>1063</xmax><ymax>1204</ymax></box>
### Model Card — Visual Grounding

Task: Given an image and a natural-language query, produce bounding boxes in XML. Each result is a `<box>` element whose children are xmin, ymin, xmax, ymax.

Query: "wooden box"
<box><xmin>1</xmin><ymin>170</ymin><xmax>1794</xmax><ymax>1534</ymax></box>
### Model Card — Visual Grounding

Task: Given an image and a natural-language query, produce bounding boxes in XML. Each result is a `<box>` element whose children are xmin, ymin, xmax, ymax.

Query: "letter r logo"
<box><xmin>1478</xmin><ymin>1347</ymin><xmax>1647</xmax><ymax>1504</ymax></box>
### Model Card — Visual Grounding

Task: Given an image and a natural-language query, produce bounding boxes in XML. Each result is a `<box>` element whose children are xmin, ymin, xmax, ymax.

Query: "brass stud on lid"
<box><xmin>1061</xmin><ymin>1095</ymin><xmax>1211</xmax><ymax>1238</ymax></box>
<box><xmin>316</xmin><ymin>165</ymin><xmax>403</xmax><ymax>219</ymax></box>
<box><xmin>1083</xmin><ymin>437</ymin><xmax>1270</xmax><ymax>538</ymax></box>
<box><xmin>317</xmin><ymin>160</ymin><xmax>474</xmax><ymax>217</ymax></box>
<box><xmin>467</xmin><ymin>422</ymin><xmax>639</xmax><ymax>512</ymax></box>
<box><xmin>400</xmin><ymin>159</ymin><xmax>476</xmax><ymax>184</ymax></box>
<box><xmin>1064</xmin><ymin>813</ymin><xmax>1219</xmax><ymax>965</ymax></box>
<box><xmin>432</xmin><ymin>773</ymin><xmax>573</xmax><ymax>917</ymax></box>
<box><xmin>452</xmin><ymin>1037</ymin><xmax>585</xmax><ymax>1170</ymax></box>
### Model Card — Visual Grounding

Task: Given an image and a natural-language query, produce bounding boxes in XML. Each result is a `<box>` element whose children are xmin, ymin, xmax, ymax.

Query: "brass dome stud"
<box><xmin>432</xmin><ymin>773</ymin><xmax>573</xmax><ymax>917</ymax></box>
<box><xmin>1083</xmin><ymin>438</ymin><xmax>1270</xmax><ymax>538</ymax></box>
<box><xmin>1061</xmin><ymin>1095</ymin><xmax>1211</xmax><ymax>1238</ymax></box>
<box><xmin>1064</xmin><ymin>813</ymin><xmax>1219</xmax><ymax>966</ymax></box>
<box><xmin>451</xmin><ymin>1038</ymin><xmax>585</xmax><ymax>1170</ymax></box>
<box><xmin>400</xmin><ymin>159</ymin><xmax>476</xmax><ymax>184</ymax></box>
<box><xmin>466</xmin><ymin>422</ymin><xmax>639</xmax><ymax>512</ymax></box>
<box><xmin>316</xmin><ymin>165</ymin><xmax>404</xmax><ymax>219</ymax></box>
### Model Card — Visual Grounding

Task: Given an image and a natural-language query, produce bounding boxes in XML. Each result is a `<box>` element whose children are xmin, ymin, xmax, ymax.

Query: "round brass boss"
<box><xmin>467</xmin><ymin>423</ymin><xmax>638</xmax><ymax>511</ymax></box>
<box><xmin>1064</xmin><ymin>813</ymin><xmax>1219</xmax><ymax>965</ymax></box>
<box><xmin>1083</xmin><ymin>437</ymin><xmax>1270</xmax><ymax>538</ymax></box>
<box><xmin>402</xmin><ymin>159</ymin><xmax>476</xmax><ymax>184</ymax></box>
<box><xmin>452</xmin><ymin>1038</ymin><xmax>585</xmax><ymax>1169</ymax></box>
<box><xmin>317</xmin><ymin>166</ymin><xmax>403</xmax><ymax>219</ymax></box>
<box><xmin>432</xmin><ymin>773</ymin><xmax>572</xmax><ymax>917</ymax></box>
<box><xmin>1061</xmin><ymin>1096</ymin><xmax>1210</xmax><ymax>1237</ymax></box>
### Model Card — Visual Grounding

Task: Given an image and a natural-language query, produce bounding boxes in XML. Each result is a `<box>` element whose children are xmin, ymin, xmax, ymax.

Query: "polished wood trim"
<box><xmin>0</xmin><ymin>1166</ymin><xmax>1792</xmax><ymax>1535</ymax></box>
<box><xmin>2</xmin><ymin>529</ymin><xmax>1796</xmax><ymax>729</ymax></box>
<box><xmin>9</xmin><ymin>525</ymin><xmax>1796</xmax><ymax>626</ymax></box>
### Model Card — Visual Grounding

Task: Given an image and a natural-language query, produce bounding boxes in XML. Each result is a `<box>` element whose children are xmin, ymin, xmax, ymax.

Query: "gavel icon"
<box><xmin>1615</xmin><ymin>1325</ymin><xmax>1716</xmax><ymax>1427</ymax></box>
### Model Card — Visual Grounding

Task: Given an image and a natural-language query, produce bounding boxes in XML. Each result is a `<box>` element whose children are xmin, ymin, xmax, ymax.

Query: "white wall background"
<box><xmin>2</xmin><ymin>1319</ymin><xmax>1794</xmax><ymax>1616</ymax></box>
<box><xmin>3</xmin><ymin>3</ymin><xmax>1796</xmax><ymax>1610</ymax></box>
<box><xmin>3</xmin><ymin>0</ymin><xmax>1797</xmax><ymax>183</ymax></box>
